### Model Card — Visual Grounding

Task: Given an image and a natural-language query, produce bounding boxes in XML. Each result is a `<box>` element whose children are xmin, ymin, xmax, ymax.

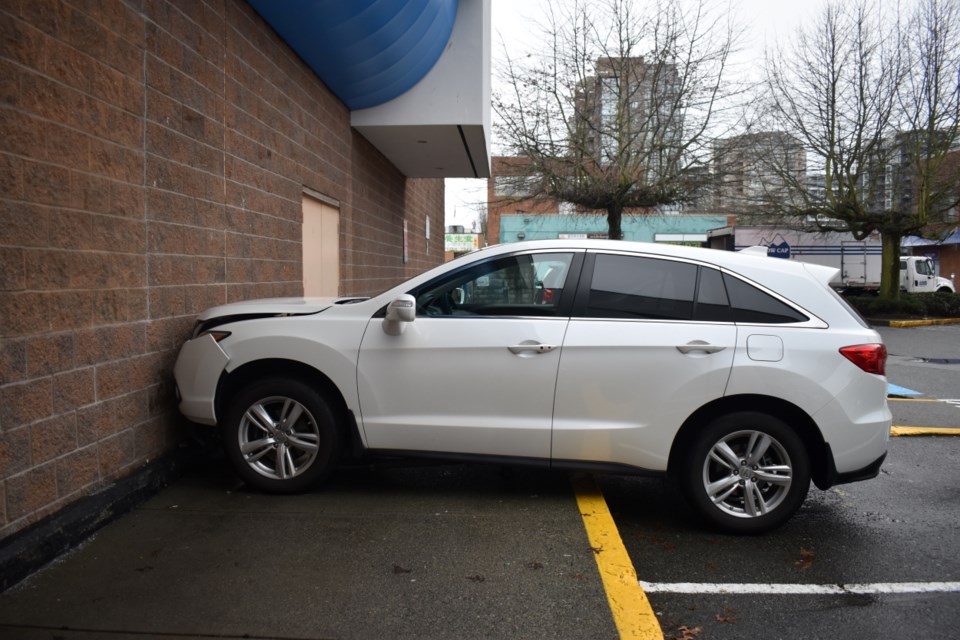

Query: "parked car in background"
<box><xmin>174</xmin><ymin>240</ymin><xmax>891</xmax><ymax>534</ymax></box>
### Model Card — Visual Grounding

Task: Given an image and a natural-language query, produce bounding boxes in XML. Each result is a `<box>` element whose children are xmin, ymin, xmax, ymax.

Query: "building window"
<box><xmin>494</xmin><ymin>176</ymin><xmax>538</xmax><ymax>197</ymax></box>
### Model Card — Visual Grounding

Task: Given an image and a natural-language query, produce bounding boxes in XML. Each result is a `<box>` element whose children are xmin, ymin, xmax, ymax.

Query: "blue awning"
<box><xmin>249</xmin><ymin>0</ymin><xmax>458</xmax><ymax>110</ymax></box>
<box><xmin>902</xmin><ymin>228</ymin><xmax>960</xmax><ymax>247</ymax></box>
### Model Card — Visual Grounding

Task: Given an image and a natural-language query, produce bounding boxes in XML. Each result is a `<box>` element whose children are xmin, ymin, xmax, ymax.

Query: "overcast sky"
<box><xmin>444</xmin><ymin>0</ymin><xmax>825</xmax><ymax>230</ymax></box>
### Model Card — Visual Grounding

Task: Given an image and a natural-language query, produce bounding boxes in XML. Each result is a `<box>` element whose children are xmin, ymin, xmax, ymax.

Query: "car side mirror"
<box><xmin>383</xmin><ymin>294</ymin><xmax>416</xmax><ymax>335</ymax></box>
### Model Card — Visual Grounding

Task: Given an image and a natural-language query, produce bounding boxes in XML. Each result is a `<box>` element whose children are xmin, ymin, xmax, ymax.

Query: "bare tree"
<box><xmin>897</xmin><ymin>0</ymin><xmax>960</xmax><ymax>238</ymax></box>
<box><xmin>470</xmin><ymin>200</ymin><xmax>488</xmax><ymax>238</ymax></box>
<box><xmin>761</xmin><ymin>0</ymin><xmax>960</xmax><ymax>297</ymax></box>
<box><xmin>493</xmin><ymin>0</ymin><xmax>742</xmax><ymax>239</ymax></box>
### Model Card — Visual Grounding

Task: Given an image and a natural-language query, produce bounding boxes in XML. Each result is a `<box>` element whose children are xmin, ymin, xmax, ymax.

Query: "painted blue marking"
<box><xmin>888</xmin><ymin>383</ymin><xmax>923</xmax><ymax>397</ymax></box>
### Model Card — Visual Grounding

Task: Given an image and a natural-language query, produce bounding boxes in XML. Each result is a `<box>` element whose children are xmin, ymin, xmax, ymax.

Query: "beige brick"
<box><xmin>75</xmin><ymin>324</ymin><xmax>144</xmax><ymax>366</ymax></box>
<box><xmin>26</xmin><ymin>332</ymin><xmax>75</xmax><ymax>376</ymax></box>
<box><xmin>0</xmin><ymin>201</ymin><xmax>50</xmax><ymax>247</ymax></box>
<box><xmin>134</xmin><ymin>417</ymin><xmax>167</xmax><ymax>460</ymax></box>
<box><xmin>146</xmin><ymin>316</ymin><xmax>193</xmax><ymax>353</ymax></box>
<box><xmin>0</xmin><ymin>427</ymin><xmax>31</xmax><ymax>478</ymax></box>
<box><xmin>97</xmin><ymin>430</ymin><xmax>135</xmax><ymax>479</ymax></box>
<box><xmin>96</xmin><ymin>353</ymin><xmax>161</xmax><ymax>400</ymax></box>
<box><xmin>0</xmin><ymin>338</ymin><xmax>27</xmax><ymax>385</ymax></box>
<box><xmin>48</xmin><ymin>290</ymin><xmax>95</xmax><ymax>331</ymax></box>
<box><xmin>56</xmin><ymin>445</ymin><xmax>100</xmax><ymax>497</ymax></box>
<box><xmin>52</xmin><ymin>367</ymin><xmax>96</xmax><ymax>414</ymax></box>
<box><xmin>0</xmin><ymin>377</ymin><xmax>53</xmax><ymax>429</ymax></box>
<box><xmin>31</xmin><ymin>413</ymin><xmax>78</xmax><ymax>465</ymax></box>
<box><xmin>5</xmin><ymin>463</ymin><xmax>57</xmax><ymax>521</ymax></box>
<box><xmin>76</xmin><ymin>404</ymin><xmax>101</xmax><ymax>447</ymax></box>
<box><xmin>0</xmin><ymin>291</ymin><xmax>51</xmax><ymax>337</ymax></box>
<box><xmin>81</xmin><ymin>391</ymin><xmax>149</xmax><ymax>443</ymax></box>
<box><xmin>22</xmin><ymin>159</ymin><xmax>73</xmax><ymax>208</ymax></box>
<box><xmin>0</xmin><ymin>247</ymin><xmax>26</xmax><ymax>291</ymax></box>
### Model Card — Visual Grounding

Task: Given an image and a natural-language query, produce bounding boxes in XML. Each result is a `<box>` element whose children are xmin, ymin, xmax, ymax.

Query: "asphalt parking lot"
<box><xmin>0</xmin><ymin>462</ymin><xmax>619</xmax><ymax>640</ymax></box>
<box><xmin>0</xmin><ymin>324</ymin><xmax>957</xmax><ymax>640</ymax></box>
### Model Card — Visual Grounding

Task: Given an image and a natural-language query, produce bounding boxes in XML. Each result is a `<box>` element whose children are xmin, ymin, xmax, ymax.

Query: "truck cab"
<box><xmin>900</xmin><ymin>256</ymin><xmax>956</xmax><ymax>293</ymax></box>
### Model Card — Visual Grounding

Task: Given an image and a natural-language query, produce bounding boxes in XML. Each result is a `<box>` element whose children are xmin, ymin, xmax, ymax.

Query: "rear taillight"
<box><xmin>839</xmin><ymin>344</ymin><xmax>887</xmax><ymax>375</ymax></box>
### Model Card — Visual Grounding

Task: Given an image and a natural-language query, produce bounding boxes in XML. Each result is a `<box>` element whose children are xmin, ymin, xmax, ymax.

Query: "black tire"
<box><xmin>681</xmin><ymin>412</ymin><xmax>810</xmax><ymax>534</ymax></box>
<box><xmin>221</xmin><ymin>377</ymin><xmax>339</xmax><ymax>493</ymax></box>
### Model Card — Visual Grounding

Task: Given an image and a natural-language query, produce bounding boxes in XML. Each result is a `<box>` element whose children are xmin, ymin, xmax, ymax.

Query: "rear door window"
<box><xmin>584</xmin><ymin>254</ymin><xmax>697</xmax><ymax>320</ymax></box>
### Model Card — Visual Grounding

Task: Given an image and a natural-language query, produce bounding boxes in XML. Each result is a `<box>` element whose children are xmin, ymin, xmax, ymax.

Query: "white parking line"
<box><xmin>640</xmin><ymin>582</ymin><xmax>960</xmax><ymax>595</ymax></box>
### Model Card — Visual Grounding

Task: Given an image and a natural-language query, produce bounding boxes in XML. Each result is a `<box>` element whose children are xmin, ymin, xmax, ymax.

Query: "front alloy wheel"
<box><xmin>222</xmin><ymin>378</ymin><xmax>338</xmax><ymax>493</ymax></box>
<box><xmin>239</xmin><ymin>395</ymin><xmax>320</xmax><ymax>481</ymax></box>
<box><xmin>684</xmin><ymin>412</ymin><xmax>810</xmax><ymax>534</ymax></box>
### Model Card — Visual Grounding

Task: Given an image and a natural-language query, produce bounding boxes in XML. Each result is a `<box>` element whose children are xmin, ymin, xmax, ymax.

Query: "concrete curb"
<box><xmin>870</xmin><ymin>317</ymin><xmax>960</xmax><ymax>327</ymax></box>
<box><xmin>891</xmin><ymin>427</ymin><xmax>960</xmax><ymax>437</ymax></box>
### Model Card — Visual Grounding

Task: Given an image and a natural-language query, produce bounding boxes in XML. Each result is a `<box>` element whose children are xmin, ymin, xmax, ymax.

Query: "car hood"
<box><xmin>196</xmin><ymin>296</ymin><xmax>362</xmax><ymax>321</ymax></box>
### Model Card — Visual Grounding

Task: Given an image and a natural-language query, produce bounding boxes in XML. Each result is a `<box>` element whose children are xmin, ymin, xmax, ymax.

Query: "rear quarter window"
<box><xmin>723</xmin><ymin>273</ymin><xmax>809</xmax><ymax>324</ymax></box>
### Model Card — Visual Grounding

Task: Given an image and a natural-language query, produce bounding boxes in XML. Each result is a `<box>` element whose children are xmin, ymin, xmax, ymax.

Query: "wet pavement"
<box><xmin>0</xmin><ymin>462</ymin><xmax>616</xmax><ymax>640</ymax></box>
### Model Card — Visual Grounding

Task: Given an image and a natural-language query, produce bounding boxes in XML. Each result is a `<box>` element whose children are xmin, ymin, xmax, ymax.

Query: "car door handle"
<box><xmin>508</xmin><ymin>342</ymin><xmax>558</xmax><ymax>355</ymax></box>
<box><xmin>676</xmin><ymin>340</ymin><xmax>726</xmax><ymax>354</ymax></box>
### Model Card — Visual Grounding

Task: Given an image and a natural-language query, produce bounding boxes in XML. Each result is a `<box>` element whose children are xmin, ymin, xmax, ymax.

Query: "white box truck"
<box><xmin>707</xmin><ymin>226</ymin><xmax>955</xmax><ymax>294</ymax></box>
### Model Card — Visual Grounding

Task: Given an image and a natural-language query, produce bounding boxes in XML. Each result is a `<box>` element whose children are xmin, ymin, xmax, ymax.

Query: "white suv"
<box><xmin>174</xmin><ymin>240</ymin><xmax>891</xmax><ymax>533</ymax></box>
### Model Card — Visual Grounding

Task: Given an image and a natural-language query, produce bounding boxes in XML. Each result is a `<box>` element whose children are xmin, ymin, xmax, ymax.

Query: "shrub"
<box><xmin>846</xmin><ymin>292</ymin><xmax>960</xmax><ymax>318</ymax></box>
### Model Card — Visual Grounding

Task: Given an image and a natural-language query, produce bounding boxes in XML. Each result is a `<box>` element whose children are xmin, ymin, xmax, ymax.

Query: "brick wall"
<box><xmin>0</xmin><ymin>0</ymin><xmax>445</xmax><ymax>540</ymax></box>
<box><xmin>488</xmin><ymin>157</ymin><xmax>561</xmax><ymax>245</ymax></box>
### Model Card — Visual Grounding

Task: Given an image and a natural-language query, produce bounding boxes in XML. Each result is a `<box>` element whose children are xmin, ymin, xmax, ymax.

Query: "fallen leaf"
<box><xmin>589</xmin><ymin>545</ymin><xmax>603</xmax><ymax>555</ymax></box>
<box><xmin>716</xmin><ymin>614</ymin><xmax>737</xmax><ymax>624</ymax></box>
<box><xmin>392</xmin><ymin>565</ymin><xmax>412</xmax><ymax>574</ymax></box>
<box><xmin>465</xmin><ymin>574</ymin><xmax>485</xmax><ymax>583</ymax></box>
<box><xmin>672</xmin><ymin>625</ymin><xmax>702</xmax><ymax>640</ymax></box>
<box><xmin>526</xmin><ymin>561</ymin><xmax>543</xmax><ymax>570</ymax></box>
<box><xmin>794</xmin><ymin>547</ymin><xmax>816</xmax><ymax>571</ymax></box>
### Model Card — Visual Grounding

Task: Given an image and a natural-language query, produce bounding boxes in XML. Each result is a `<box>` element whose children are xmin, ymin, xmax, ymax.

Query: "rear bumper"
<box><xmin>835</xmin><ymin>451</ymin><xmax>887</xmax><ymax>485</ymax></box>
<box><xmin>816</xmin><ymin>446</ymin><xmax>887</xmax><ymax>490</ymax></box>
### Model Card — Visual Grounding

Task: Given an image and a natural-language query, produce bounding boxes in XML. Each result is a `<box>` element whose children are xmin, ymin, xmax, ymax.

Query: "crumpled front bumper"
<box><xmin>173</xmin><ymin>333</ymin><xmax>230</xmax><ymax>426</ymax></box>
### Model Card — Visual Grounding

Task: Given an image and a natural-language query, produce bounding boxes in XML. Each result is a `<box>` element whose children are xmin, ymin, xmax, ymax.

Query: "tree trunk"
<box><xmin>606</xmin><ymin>205</ymin><xmax>624</xmax><ymax>240</ymax></box>
<box><xmin>879</xmin><ymin>232</ymin><xmax>901</xmax><ymax>299</ymax></box>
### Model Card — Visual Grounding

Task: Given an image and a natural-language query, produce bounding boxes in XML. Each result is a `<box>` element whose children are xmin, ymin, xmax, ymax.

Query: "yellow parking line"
<box><xmin>891</xmin><ymin>426</ymin><xmax>960</xmax><ymax>436</ymax></box>
<box><xmin>573</xmin><ymin>475</ymin><xmax>662</xmax><ymax>640</ymax></box>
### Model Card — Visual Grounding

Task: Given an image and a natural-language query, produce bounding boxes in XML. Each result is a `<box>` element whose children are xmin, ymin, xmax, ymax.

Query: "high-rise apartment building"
<box><xmin>575</xmin><ymin>57</ymin><xmax>683</xmax><ymax>179</ymax></box>
<box><xmin>713</xmin><ymin>132</ymin><xmax>806</xmax><ymax>211</ymax></box>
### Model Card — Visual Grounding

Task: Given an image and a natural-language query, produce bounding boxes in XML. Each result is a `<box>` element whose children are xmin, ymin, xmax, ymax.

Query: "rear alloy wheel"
<box><xmin>222</xmin><ymin>378</ymin><xmax>338</xmax><ymax>493</ymax></box>
<box><xmin>683</xmin><ymin>412</ymin><xmax>810</xmax><ymax>534</ymax></box>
